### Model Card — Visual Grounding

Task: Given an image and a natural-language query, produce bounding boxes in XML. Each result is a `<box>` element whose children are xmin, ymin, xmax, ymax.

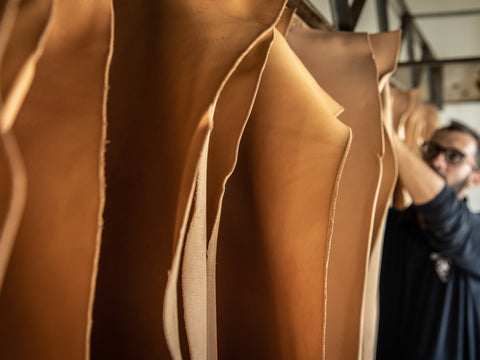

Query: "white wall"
<box><xmin>308</xmin><ymin>0</ymin><xmax>480</xmax><ymax>209</ymax></box>
<box><xmin>439</xmin><ymin>103</ymin><xmax>480</xmax><ymax>211</ymax></box>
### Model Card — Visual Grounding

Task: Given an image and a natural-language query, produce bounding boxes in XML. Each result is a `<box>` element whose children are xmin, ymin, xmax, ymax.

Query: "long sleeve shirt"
<box><xmin>377</xmin><ymin>185</ymin><xmax>480</xmax><ymax>360</ymax></box>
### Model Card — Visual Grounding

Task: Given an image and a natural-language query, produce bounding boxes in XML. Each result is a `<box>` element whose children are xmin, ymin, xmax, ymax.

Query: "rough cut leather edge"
<box><xmin>202</xmin><ymin>26</ymin><xmax>273</xmax><ymax>359</ymax></box>
<box><xmin>164</xmin><ymin>2</ymin><xmax>288</xmax><ymax>358</ymax></box>
<box><xmin>214</xmin><ymin>28</ymin><xmax>350</xmax><ymax>358</ymax></box>
<box><xmin>0</xmin><ymin>0</ymin><xmax>54</xmax><ymax>290</ymax></box>
<box><xmin>368</xmin><ymin>30</ymin><xmax>401</xmax><ymax>251</ymax></box>
<box><xmin>362</xmin><ymin>122</ymin><xmax>398</xmax><ymax>360</ymax></box>
<box><xmin>164</xmin><ymin>112</ymin><xmax>212</xmax><ymax>360</ymax></box>
<box><xmin>276</xmin><ymin>6</ymin><xmax>295</xmax><ymax>36</ymax></box>
<box><xmin>182</xmin><ymin>132</ymin><xmax>210</xmax><ymax>360</ymax></box>
<box><xmin>203</xmin><ymin>31</ymin><xmax>276</xmax><ymax>360</ymax></box>
<box><xmin>286</xmin><ymin>28</ymin><xmax>383</xmax><ymax>360</ymax></box>
<box><xmin>323</xmin><ymin>127</ymin><xmax>352</xmax><ymax>359</ymax></box>
<box><xmin>200</xmin><ymin>7</ymin><xmax>300</xmax><ymax>356</ymax></box>
<box><xmin>360</xmin><ymin>31</ymin><xmax>401</xmax><ymax>360</ymax></box>
<box><xmin>85</xmin><ymin>2</ymin><xmax>114</xmax><ymax>358</ymax></box>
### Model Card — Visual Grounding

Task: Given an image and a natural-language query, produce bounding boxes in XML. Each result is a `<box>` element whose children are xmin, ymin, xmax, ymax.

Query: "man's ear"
<box><xmin>468</xmin><ymin>170</ymin><xmax>480</xmax><ymax>188</ymax></box>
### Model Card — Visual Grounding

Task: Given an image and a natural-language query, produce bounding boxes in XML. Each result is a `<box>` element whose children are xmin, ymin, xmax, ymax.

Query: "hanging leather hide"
<box><xmin>91</xmin><ymin>1</ymin><xmax>287</xmax><ymax>359</ymax></box>
<box><xmin>216</xmin><ymin>28</ymin><xmax>351</xmax><ymax>359</ymax></box>
<box><xmin>363</xmin><ymin>31</ymin><xmax>401</xmax><ymax>360</ymax></box>
<box><xmin>0</xmin><ymin>0</ymin><xmax>112</xmax><ymax>359</ymax></box>
<box><xmin>287</xmin><ymin>26</ymin><xmax>400</xmax><ymax>360</ymax></box>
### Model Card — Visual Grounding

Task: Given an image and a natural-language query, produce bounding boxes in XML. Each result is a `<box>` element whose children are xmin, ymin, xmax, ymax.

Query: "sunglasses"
<box><xmin>421</xmin><ymin>141</ymin><xmax>479</xmax><ymax>170</ymax></box>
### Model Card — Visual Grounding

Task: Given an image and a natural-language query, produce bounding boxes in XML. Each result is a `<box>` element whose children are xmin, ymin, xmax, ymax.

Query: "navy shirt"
<box><xmin>377</xmin><ymin>185</ymin><xmax>480</xmax><ymax>360</ymax></box>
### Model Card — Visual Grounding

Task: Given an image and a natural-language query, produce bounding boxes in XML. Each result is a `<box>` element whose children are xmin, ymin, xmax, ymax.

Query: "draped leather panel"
<box><xmin>0</xmin><ymin>2</ymin><xmax>412</xmax><ymax>358</ymax></box>
<box><xmin>363</xmin><ymin>31</ymin><xmax>401</xmax><ymax>360</ymax></box>
<box><xmin>287</xmin><ymin>27</ymin><xmax>400</xmax><ymax>360</ymax></box>
<box><xmin>91</xmin><ymin>1</ymin><xmax>287</xmax><ymax>359</ymax></box>
<box><xmin>0</xmin><ymin>1</ymin><xmax>112</xmax><ymax>359</ymax></box>
<box><xmin>216</xmin><ymin>28</ymin><xmax>351</xmax><ymax>359</ymax></box>
<box><xmin>392</xmin><ymin>88</ymin><xmax>438</xmax><ymax>209</ymax></box>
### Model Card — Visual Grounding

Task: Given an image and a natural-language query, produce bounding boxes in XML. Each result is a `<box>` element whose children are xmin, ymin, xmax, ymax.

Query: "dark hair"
<box><xmin>433</xmin><ymin>120</ymin><xmax>480</xmax><ymax>165</ymax></box>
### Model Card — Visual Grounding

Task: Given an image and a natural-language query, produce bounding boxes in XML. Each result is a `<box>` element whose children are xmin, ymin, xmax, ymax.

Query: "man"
<box><xmin>377</xmin><ymin>121</ymin><xmax>480</xmax><ymax>360</ymax></box>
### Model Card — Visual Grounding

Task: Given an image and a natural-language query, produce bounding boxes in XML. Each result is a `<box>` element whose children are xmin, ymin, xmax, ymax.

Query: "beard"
<box><xmin>431</xmin><ymin>166</ymin><xmax>470</xmax><ymax>195</ymax></box>
<box><xmin>450</xmin><ymin>175</ymin><xmax>471</xmax><ymax>194</ymax></box>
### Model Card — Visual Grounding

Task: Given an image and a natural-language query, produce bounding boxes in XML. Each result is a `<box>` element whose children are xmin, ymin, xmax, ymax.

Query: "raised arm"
<box><xmin>391</xmin><ymin>134</ymin><xmax>445</xmax><ymax>205</ymax></box>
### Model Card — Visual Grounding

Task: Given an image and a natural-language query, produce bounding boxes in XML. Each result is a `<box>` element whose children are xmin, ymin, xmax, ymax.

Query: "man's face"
<box><xmin>423</xmin><ymin>130</ymin><xmax>479</xmax><ymax>196</ymax></box>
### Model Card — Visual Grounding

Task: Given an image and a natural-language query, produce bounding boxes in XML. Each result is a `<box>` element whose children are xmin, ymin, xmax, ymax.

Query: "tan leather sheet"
<box><xmin>91</xmin><ymin>0</ymin><xmax>287</xmax><ymax>359</ymax></box>
<box><xmin>216</xmin><ymin>29</ymin><xmax>351</xmax><ymax>359</ymax></box>
<box><xmin>405</xmin><ymin>101</ymin><xmax>439</xmax><ymax>151</ymax></box>
<box><xmin>0</xmin><ymin>0</ymin><xmax>112</xmax><ymax>359</ymax></box>
<box><xmin>392</xmin><ymin>88</ymin><xmax>438</xmax><ymax>209</ymax></box>
<box><xmin>391</xmin><ymin>87</ymin><xmax>416</xmax><ymax>208</ymax></box>
<box><xmin>0</xmin><ymin>2</ymin><xmax>413</xmax><ymax>358</ymax></box>
<box><xmin>287</xmin><ymin>27</ymin><xmax>399</xmax><ymax>360</ymax></box>
<box><xmin>363</xmin><ymin>31</ymin><xmax>401</xmax><ymax>360</ymax></box>
<box><xmin>1</xmin><ymin>0</ymin><xmax>54</xmax><ymax>131</ymax></box>
<box><xmin>202</xmin><ymin>7</ymin><xmax>296</xmax><ymax>359</ymax></box>
<box><xmin>0</xmin><ymin>0</ymin><xmax>53</xmax><ymax>288</ymax></box>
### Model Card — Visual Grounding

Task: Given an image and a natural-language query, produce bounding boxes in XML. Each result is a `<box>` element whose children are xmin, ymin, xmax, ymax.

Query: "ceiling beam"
<box><xmin>398</xmin><ymin>57</ymin><xmax>480</xmax><ymax>67</ymax></box>
<box><xmin>287</xmin><ymin>0</ymin><xmax>332</xmax><ymax>29</ymax></box>
<box><xmin>413</xmin><ymin>9</ymin><xmax>480</xmax><ymax>18</ymax></box>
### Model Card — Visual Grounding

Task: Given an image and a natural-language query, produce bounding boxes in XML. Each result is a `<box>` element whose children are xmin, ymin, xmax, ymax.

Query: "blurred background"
<box><xmin>289</xmin><ymin>0</ymin><xmax>480</xmax><ymax>208</ymax></box>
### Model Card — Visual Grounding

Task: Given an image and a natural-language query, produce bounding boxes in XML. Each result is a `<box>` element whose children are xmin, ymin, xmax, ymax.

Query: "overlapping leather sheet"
<box><xmin>91</xmin><ymin>0</ymin><xmax>289</xmax><ymax>359</ymax></box>
<box><xmin>0</xmin><ymin>0</ymin><xmax>112</xmax><ymax>359</ymax></box>
<box><xmin>216</xmin><ymin>28</ymin><xmax>351</xmax><ymax>359</ymax></box>
<box><xmin>404</xmin><ymin>94</ymin><xmax>439</xmax><ymax>152</ymax></box>
<box><xmin>392</xmin><ymin>88</ymin><xmax>439</xmax><ymax>209</ymax></box>
<box><xmin>0</xmin><ymin>0</ymin><xmax>416</xmax><ymax>359</ymax></box>
<box><xmin>363</xmin><ymin>31</ymin><xmax>401</xmax><ymax>360</ymax></box>
<box><xmin>287</xmin><ymin>27</ymin><xmax>400</xmax><ymax>359</ymax></box>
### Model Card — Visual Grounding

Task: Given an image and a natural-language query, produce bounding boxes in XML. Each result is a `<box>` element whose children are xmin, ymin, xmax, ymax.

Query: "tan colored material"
<box><xmin>0</xmin><ymin>1</ymin><xmax>112</xmax><ymax>359</ymax></box>
<box><xmin>276</xmin><ymin>6</ymin><xmax>295</xmax><ymax>36</ymax></box>
<box><xmin>1</xmin><ymin>0</ymin><xmax>54</xmax><ymax>132</ymax></box>
<box><xmin>363</xmin><ymin>31</ymin><xmax>401</xmax><ymax>360</ymax></box>
<box><xmin>0</xmin><ymin>0</ymin><xmax>54</xmax><ymax>289</ymax></box>
<box><xmin>391</xmin><ymin>88</ymin><xmax>439</xmax><ymax>209</ymax></box>
<box><xmin>287</xmin><ymin>27</ymin><xmax>400</xmax><ymax>359</ymax></box>
<box><xmin>91</xmin><ymin>1</ymin><xmax>287</xmax><ymax>359</ymax></box>
<box><xmin>391</xmin><ymin>87</ymin><xmax>416</xmax><ymax>141</ymax></box>
<box><xmin>405</xmin><ymin>102</ymin><xmax>439</xmax><ymax>152</ymax></box>
<box><xmin>0</xmin><ymin>130</ymin><xmax>25</xmax><ymax>290</ymax></box>
<box><xmin>391</xmin><ymin>87</ymin><xmax>416</xmax><ymax>208</ymax></box>
<box><xmin>216</xmin><ymin>28</ymin><xmax>351</xmax><ymax>359</ymax></box>
<box><xmin>204</xmin><ymin>21</ymin><xmax>288</xmax><ymax>360</ymax></box>
<box><xmin>0</xmin><ymin>2</ymin><xmax>415</xmax><ymax>359</ymax></box>
<box><xmin>202</xmin><ymin>7</ymin><xmax>295</xmax><ymax>358</ymax></box>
